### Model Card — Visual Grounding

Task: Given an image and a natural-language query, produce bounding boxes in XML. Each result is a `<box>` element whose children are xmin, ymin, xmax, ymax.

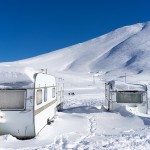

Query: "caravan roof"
<box><xmin>0</xmin><ymin>67</ymin><xmax>56</xmax><ymax>89</ymax></box>
<box><xmin>108</xmin><ymin>80</ymin><xmax>147</xmax><ymax>92</ymax></box>
<box><xmin>0</xmin><ymin>71</ymin><xmax>34</xmax><ymax>89</ymax></box>
<box><xmin>0</xmin><ymin>67</ymin><xmax>39</xmax><ymax>89</ymax></box>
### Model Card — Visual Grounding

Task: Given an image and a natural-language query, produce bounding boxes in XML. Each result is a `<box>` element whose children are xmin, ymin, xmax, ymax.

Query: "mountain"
<box><xmin>1</xmin><ymin>22</ymin><xmax>150</xmax><ymax>150</ymax></box>
<box><xmin>0</xmin><ymin>22</ymin><xmax>150</xmax><ymax>76</ymax></box>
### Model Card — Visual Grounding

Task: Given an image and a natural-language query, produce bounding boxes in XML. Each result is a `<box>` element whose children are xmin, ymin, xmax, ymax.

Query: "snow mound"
<box><xmin>108</xmin><ymin>80</ymin><xmax>147</xmax><ymax>91</ymax></box>
<box><xmin>0</xmin><ymin>67</ymin><xmax>37</xmax><ymax>89</ymax></box>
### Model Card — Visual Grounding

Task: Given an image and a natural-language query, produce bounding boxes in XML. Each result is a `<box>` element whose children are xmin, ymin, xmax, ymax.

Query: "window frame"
<box><xmin>0</xmin><ymin>89</ymin><xmax>26</xmax><ymax>111</ymax></box>
<box><xmin>52</xmin><ymin>87</ymin><xmax>56</xmax><ymax>98</ymax></box>
<box><xmin>44</xmin><ymin>87</ymin><xmax>47</xmax><ymax>102</ymax></box>
<box><xmin>116</xmin><ymin>91</ymin><xmax>143</xmax><ymax>103</ymax></box>
<box><xmin>36</xmin><ymin>89</ymin><xmax>43</xmax><ymax>105</ymax></box>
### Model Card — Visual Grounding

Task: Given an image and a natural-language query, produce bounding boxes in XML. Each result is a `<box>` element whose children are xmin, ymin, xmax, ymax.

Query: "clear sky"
<box><xmin>0</xmin><ymin>0</ymin><xmax>149</xmax><ymax>62</ymax></box>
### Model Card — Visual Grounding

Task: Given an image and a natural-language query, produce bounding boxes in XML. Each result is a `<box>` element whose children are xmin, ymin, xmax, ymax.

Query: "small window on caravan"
<box><xmin>44</xmin><ymin>87</ymin><xmax>47</xmax><ymax>102</ymax></box>
<box><xmin>0</xmin><ymin>90</ymin><xmax>25</xmax><ymax>110</ymax></box>
<box><xmin>52</xmin><ymin>87</ymin><xmax>55</xmax><ymax>98</ymax></box>
<box><xmin>36</xmin><ymin>89</ymin><xmax>42</xmax><ymax>105</ymax></box>
<box><xmin>116</xmin><ymin>91</ymin><xmax>143</xmax><ymax>103</ymax></box>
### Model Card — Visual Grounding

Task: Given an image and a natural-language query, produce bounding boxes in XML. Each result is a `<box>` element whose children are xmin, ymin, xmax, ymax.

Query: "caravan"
<box><xmin>105</xmin><ymin>80</ymin><xmax>148</xmax><ymax>114</ymax></box>
<box><xmin>0</xmin><ymin>72</ymin><xmax>64</xmax><ymax>139</ymax></box>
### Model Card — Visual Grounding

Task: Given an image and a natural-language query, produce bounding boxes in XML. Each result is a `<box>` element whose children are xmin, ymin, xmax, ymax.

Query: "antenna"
<box><xmin>40</xmin><ymin>68</ymin><xmax>48</xmax><ymax>74</ymax></box>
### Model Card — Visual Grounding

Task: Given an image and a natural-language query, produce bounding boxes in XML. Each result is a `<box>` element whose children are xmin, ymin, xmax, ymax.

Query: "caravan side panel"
<box><xmin>34</xmin><ymin>73</ymin><xmax>57</xmax><ymax>135</ymax></box>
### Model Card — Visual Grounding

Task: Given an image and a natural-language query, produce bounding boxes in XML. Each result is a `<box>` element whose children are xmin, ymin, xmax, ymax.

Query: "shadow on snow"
<box><xmin>62</xmin><ymin>106</ymin><xmax>107</xmax><ymax>114</ymax></box>
<box><xmin>62</xmin><ymin>105</ymin><xmax>150</xmax><ymax>126</ymax></box>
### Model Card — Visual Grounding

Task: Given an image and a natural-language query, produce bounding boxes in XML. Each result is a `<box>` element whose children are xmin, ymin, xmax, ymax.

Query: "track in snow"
<box><xmin>1</xmin><ymin>85</ymin><xmax>150</xmax><ymax>150</ymax></box>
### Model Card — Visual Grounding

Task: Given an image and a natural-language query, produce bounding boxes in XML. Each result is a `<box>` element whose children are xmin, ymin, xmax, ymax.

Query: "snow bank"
<box><xmin>108</xmin><ymin>80</ymin><xmax>147</xmax><ymax>91</ymax></box>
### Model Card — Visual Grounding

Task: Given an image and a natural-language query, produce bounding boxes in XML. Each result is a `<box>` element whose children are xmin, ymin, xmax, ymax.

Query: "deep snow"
<box><xmin>0</xmin><ymin>73</ymin><xmax>150</xmax><ymax>150</ymax></box>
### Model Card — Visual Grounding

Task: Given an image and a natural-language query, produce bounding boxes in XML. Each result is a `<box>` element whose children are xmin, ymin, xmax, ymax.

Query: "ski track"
<box><xmin>70</xmin><ymin>115</ymin><xmax>97</xmax><ymax>150</ymax></box>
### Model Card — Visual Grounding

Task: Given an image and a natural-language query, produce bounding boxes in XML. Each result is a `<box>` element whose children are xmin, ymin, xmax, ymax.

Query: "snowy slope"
<box><xmin>0</xmin><ymin>22</ymin><xmax>149</xmax><ymax>76</ymax></box>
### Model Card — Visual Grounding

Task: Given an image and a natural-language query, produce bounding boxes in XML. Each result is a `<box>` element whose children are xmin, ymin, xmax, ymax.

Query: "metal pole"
<box><xmin>93</xmin><ymin>75</ymin><xmax>95</xmax><ymax>85</ymax></box>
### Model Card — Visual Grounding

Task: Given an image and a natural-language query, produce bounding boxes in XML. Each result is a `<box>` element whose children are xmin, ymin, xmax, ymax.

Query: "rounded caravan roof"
<box><xmin>0</xmin><ymin>71</ymin><xmax>34</xmax><ymax>89</ymax></box>
<box><xmin>107</xmin><ymin>80</ymin><xmax>147</xmax><ymax>92</ymax></box>
<box><xmin>0</xmin><ymin>69</ymin><xmax>55</xmax><ymax>89</ymax></box>
<box><xmin>34</xmin><ymin>72</ymin><xmax>56</xmax><ymax>88</ymax></box>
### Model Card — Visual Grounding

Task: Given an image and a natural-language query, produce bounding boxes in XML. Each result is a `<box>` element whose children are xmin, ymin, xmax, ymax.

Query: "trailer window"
<box><xmin>36</xmin><ymin>89</ymin><xmax>42</xmax><ymax>105</ymax></box>
<box><xmin>52</xmin><ymin>88</ymin><xmax>55</xmax><ymax>98</ymax></box>
<box><xmin>116</xmin><ymin>91</ymin><xmax>143</xmax><ymax>103</ymax></box>
<box><xmin>0</xmin><ymin>90</ymin><xmax>25</xmax><ymax>110</ymax></box>
<box><xmin>44</xmin><ymin>87</ymin><xmax>47</xmax><ymax>102</ymax></box>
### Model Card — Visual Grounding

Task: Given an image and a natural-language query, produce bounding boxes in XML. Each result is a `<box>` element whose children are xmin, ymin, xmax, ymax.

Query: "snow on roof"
<box><xmin>108</xmin><ymin>80</ymin><xmax>147</xmax><ymax>91</ymax></box>
<box><xmin>0</xmin><ymin>67</ymin><xmax>37</xmax><ymax>89</ymax></box>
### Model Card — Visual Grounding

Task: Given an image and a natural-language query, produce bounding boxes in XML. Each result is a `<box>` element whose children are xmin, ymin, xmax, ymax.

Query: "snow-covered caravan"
<box><xmin>0</xmin><ymin>72</ymin><xmax>63</xmax><ymax>139</ymax></box>
<box><xmin>105</xmin><ymin>80</ymin><xmax>148</xmax><ymax>114</ymax></box>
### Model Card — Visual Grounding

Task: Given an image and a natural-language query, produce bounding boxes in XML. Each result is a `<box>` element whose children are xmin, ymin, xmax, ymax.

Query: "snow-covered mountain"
<box><xmin>1</xmin><ymin>22</ymin><xmax>150</xmax><ymax>150</ymax></box>
<box><xmin>0</xmin><ymin>22</ymin><xmax>150</xmax><ymax>76</ymax></box>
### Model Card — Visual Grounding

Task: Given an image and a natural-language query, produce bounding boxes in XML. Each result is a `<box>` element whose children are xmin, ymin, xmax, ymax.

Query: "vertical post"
<box><xmin>105</xmin><ymin>82</ymin><xmax>110</xmax><ymax>111</ymax></box>
<box><xmin>108</xmin><ymin>83</ymin><xmax>110</xmax><ymax>111</ymax></box>
<box><xmin>125</xmin><ymin>73</ymin><xmax>127</xmax><ymax>83</ymax></box>
<box><xmin>93</xmin><ymin>74</ymin><xmax>95</xmax><ymax>85</ymax></box>
<box><xmin>146</xmin><ymin>89</ymin><xmax>148</xmax><ymax>114</ymax></box>
<box><xmin>45</xmin><ymin>69</ymin><xmax>47</xmax><ymax>74</ymax></box>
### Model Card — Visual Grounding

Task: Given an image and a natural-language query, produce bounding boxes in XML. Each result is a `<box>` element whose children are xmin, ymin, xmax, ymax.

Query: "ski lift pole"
<box><xmin>93</xmin><ymin>74</ymin><xmax>95</xmax><ymax>85</ymax></box>
<box><xmin>125</xmin><ymin>73</ymin><xmax>126</xmax><ymax>83</ymax></box>
<box><xmin>121</xmin><ymin>73</ymin><xmax>127</xmax><ymax>83</ymax></box>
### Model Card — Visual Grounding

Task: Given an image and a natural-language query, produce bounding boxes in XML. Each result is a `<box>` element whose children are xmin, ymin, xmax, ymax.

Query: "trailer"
<box><xmin>0</xmin><ymin>71</ymin><xmax>64</xmax><ymax>139</ymax></box>
<box><xmin>105</xmin><ymin>80</ymin><xmax>148</xmax><ymax>114</ymax></box>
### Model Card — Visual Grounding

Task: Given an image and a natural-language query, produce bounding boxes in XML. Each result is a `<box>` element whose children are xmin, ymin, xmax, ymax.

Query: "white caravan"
<box><xmin>0</xmin><ymin>72</ymin><xmax>64</xmax><ymax>139</ymax></box>
<box><xmin>105</xmin><ymin>80</ymin><xmax>148</xmax><ymax>114</ymax></box>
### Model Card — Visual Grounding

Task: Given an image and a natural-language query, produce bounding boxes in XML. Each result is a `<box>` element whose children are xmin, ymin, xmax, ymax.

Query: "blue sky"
<box><xmin>0</xmin><ymin>0</ymin><xmax>149</xmax><ymax>62</ymax></box>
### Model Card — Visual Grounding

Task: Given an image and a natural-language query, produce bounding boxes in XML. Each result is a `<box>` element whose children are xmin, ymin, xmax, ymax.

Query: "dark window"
<box><xmin>52</xmin><ymin>88</ymin><xmax>55</xmax><ymax>98</ymax></box>
<box><xmin>44</xmin><ymin>87</ymin><xmax>47</xmax><ymax>102</ymax></box>
<box><xmin>36</xmin><ymin>89</ymin><xmax>42</xmax><ymax>105</ymax></box>
<box><xmin>0</xmin><ymin>90</ymin><xmax>25</xmax><ymax>110</ymax></box>
<box><xmin>116</xmin><ymin>91</ymin><xmax>143</xmax><ymax>103</ymax></box>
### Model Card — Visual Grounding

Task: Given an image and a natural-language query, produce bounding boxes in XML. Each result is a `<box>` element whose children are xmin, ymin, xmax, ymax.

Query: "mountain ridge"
<box><xmin>0</xmin><ymin>22</ymin><xmax>149</xmax><ymax>76</ymax></box>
